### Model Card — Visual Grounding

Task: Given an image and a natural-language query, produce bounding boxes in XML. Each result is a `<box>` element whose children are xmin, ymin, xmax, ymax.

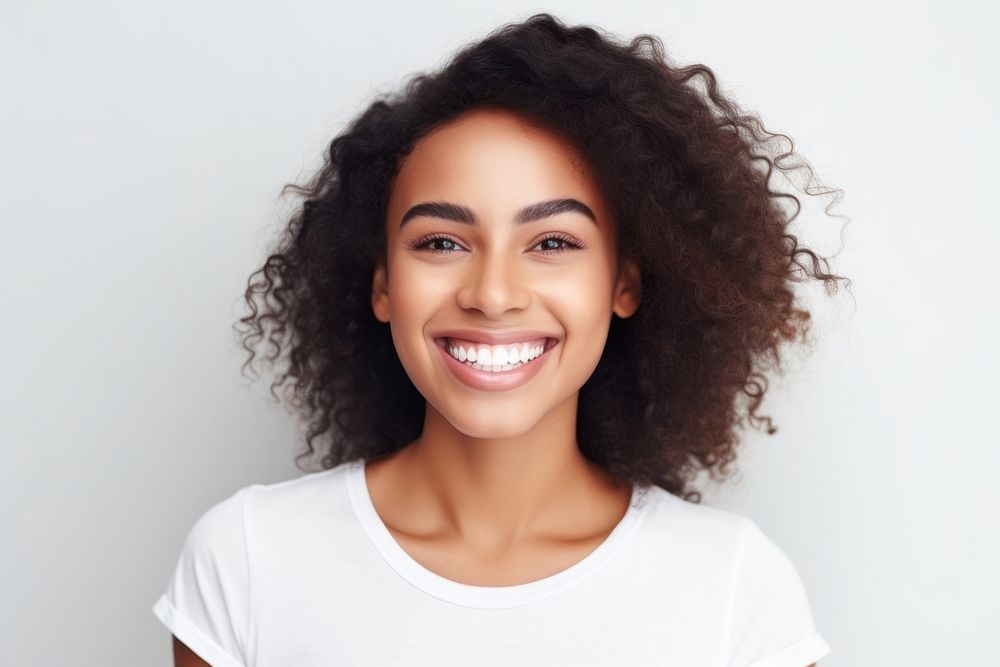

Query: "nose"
<box><xmin>455</xmin><ymin>249</ymin><xmax>531</xmax><ymax>318</ymax></box>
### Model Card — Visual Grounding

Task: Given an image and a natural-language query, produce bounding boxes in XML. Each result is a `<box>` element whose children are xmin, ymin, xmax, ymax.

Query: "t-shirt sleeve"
<box><xmin>152</xmin><ymin>487</ymin><xmax>251</xmax><ymax>667</ymax></box>
<box><xmin>727</xmin><ymin>520</ymin><xmax>831</xmax><ymax>667</ymax></box>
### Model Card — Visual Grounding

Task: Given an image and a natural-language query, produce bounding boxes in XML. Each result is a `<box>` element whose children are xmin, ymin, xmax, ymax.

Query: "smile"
<box><xmin>433</xmin><ymin>337</ymin><xmax>559</xmax><ymax>392</ymax></box>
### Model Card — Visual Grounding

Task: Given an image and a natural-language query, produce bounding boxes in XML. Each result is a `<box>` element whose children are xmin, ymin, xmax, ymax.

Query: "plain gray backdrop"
<box><xmin>2</xmin><ymin>1</ymin><xmax>997</xmax><ymax>665</ymax></box>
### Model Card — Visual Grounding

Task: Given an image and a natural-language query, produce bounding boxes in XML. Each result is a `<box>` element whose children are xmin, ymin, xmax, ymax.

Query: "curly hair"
<box><xmin>234</xmin><ymin>12</ymin><xmax>851</xmax><ymax>503</ymax></box>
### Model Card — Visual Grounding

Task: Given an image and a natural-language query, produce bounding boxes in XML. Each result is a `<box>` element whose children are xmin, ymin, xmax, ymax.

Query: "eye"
<box><xmin>409</xmin><ymin>234</ymin><xmax>464</xmax><ymax>255</ymax></box>
<box><xmin>409</xmin><ymin>233</ymin><xmax>585</xmax><ymax>255</ymax></box>
<box><xmin>533</xmin><ymin>234</ymin><xmax>584</xmax><ymax>254</ymax></box>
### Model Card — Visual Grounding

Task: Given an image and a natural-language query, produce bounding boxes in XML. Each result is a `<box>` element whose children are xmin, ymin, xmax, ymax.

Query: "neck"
<box><xmin>370</xmin><ymin>396</ymin><xmax>630</xmax><ymax>554</ymax></box>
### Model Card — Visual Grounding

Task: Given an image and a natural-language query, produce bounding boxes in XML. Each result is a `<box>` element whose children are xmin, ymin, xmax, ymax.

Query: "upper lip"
<box><xmin>433</xmin><ymin>329</ymin><xmax>560</xmax><ymax>345</ymax></box>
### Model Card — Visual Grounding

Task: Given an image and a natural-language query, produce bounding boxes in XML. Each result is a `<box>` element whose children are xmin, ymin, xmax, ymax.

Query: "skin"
<box><xmin>368</xmin><ymin>106</ymin><xmax>643</xmax><ymax>584</ymax></box>
<box><xmin>169</xmin><ymin>107</ymin><xmax>817</xmax><ymax>666</ymax></box>
<box><xmin>171</xmin><ymin>636</ymin><xmax>207</xmax><ymax>666</ymax></box>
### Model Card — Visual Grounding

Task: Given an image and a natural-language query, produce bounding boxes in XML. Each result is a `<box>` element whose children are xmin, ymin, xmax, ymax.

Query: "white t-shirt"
<box><xmin>152</xmin><ymin>459</ymin><xmax>831</xmax><ymax>666</ymax></box>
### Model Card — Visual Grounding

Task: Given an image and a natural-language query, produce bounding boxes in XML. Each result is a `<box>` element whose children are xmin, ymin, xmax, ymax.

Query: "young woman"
<box><xmin>153</xmin><ymin>13</ymin><xmax>847</xmax><ymax>666</ymax></box>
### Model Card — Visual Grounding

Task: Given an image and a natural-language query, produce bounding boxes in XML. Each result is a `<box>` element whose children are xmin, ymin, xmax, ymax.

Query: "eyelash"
<box><xmin>409</xmin><ymin>233</ymin><xmax>585</xmax><ymax>255</ymax></box>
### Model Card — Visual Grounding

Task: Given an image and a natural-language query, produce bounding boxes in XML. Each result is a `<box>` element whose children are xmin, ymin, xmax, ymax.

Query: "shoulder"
<box><xmin>172</xmin><ymin>485</ymin><xmax>252</xmax><ymax>570</ymax></box>
<box><xmin>641</xmin><ymin>491</ymin><xmax>830</xmax><ymax>665</ymax></box>
<box><xmin>638</xmin><ymin>488</ymin><xmax>816</xmax><ymax>609</ymax></box>
<box><xmin>231</xmin><ymin>462</ymin><xmax>365</xmax><ymax>559</ymax></box>
<box><xmin>174</xmin><ymin>463</ymin><xmax>352</xmax><ymax>572</ymax></box>
<box><xmin>645</xmin><ymin>487</ymin><xmax>806</xmax><ymax>552</ymax></box>
<box><xmin>189</xmin><ymin>485</ymin><xmax>250</xmax><ymax>534</ymax></box>
<box><xmin>653</xmin><ymin>489</ymin><xmax>808</xmax><ymax>589</ymax></box>
<box><xmin>152</xmin><ymin>464</ymin><xmax>357</xmax><ymax>666</ymax></box>
<box><xmin>239</xmin><ymin>462</ymin><xmax>353</xmax><ymax>522</ymax></box>
<box><xmin>641</xmin><ymin>486</ymin><xmax>757</xmax><ymax>556</ymax></box>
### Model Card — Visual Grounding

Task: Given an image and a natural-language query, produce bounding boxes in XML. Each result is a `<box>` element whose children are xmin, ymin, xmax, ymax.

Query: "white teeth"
<box><xmin>446</xmin><ymin>339</ymin><xmax>549</xmax><ymax>370</ymax></box>
<box><xmin>494</xmin><ymin>347</ymin><xmax>508</xmax><ymax>366</ymax></box>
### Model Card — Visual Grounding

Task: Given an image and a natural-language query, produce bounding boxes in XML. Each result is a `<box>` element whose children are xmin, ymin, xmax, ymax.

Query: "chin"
<box><xmin>441</xmin><ymin>412</ymin><xmax>540</xmax><ymax>441</ymax></box>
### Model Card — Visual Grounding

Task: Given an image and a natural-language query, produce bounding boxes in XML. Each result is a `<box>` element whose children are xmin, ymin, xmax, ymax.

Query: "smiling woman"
<box><xmin>153</xmin><ymin>11</ymin><xmax>846</xmax><ymax>667</ymax></box>
<box><xmin>372</xmin><ymin>107</ymin><xmax>639</xmax><ymax>429</ymax></box>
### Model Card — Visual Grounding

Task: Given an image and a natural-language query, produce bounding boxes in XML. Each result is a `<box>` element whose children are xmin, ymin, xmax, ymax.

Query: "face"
<box><xmin>372</xmin><ymin>106</ymin><xmax>641</xmax><ymax>440</ymax></box>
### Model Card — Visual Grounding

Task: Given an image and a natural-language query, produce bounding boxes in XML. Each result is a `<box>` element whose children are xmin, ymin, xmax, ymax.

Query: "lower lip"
<box><xmin>434</xmin><ymin>338</ymin><xmax>558</xmax><ymax>392</ymax></box>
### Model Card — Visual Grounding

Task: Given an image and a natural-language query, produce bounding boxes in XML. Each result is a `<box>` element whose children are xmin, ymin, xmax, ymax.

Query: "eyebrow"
<box><xmin>398</xmin><ymin>198</ymin><xmax>598</xmax><ymax>229</ymax></box>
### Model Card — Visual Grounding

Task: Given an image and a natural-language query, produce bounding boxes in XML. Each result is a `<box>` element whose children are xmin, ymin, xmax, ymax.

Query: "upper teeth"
<box><xmin>445</xmin><ymin>338</ymin><xmax>548</xmax><ymax>366</ymax></box>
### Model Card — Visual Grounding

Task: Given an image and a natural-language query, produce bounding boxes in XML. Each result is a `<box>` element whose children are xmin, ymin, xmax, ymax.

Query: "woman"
<box><xmin>154</xmin><ymin>13</ymin><xmax>846</xmax><ymax>666</ymax></box>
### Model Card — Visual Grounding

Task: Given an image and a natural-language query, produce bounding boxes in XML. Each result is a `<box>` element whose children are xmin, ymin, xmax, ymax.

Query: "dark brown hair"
<box><xmin>235</xmin><ymin>13</ymin><xmax>851</xmax><ymax>502</ymax></box>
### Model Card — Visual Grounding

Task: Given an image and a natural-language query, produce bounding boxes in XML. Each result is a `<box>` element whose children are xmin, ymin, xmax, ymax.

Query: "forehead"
<box><xmin>386</xmin><ymin>107</ymin><xmax>606</xmax><ymax>220</ymax></box>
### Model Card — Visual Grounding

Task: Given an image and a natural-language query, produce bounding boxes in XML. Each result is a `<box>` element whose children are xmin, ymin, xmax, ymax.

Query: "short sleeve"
<box><xmin>727</xmin><ymin>520</ymin><xmax>831</xmax><ymax>667</ymax></box>
<box><xmin>152</xmin><ymin>487</ymin><xmax>251</xmax><ymax>667</ymax></box>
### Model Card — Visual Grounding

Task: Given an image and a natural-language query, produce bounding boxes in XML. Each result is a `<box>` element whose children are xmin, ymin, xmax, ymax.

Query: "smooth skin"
<box><xmin>171</xmin><ymin>635</ymin><xmax>208</xmax><ymax>666</ymax></box>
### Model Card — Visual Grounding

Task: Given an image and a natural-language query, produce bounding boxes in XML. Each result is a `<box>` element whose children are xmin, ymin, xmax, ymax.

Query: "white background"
<box><xmin>2</xmin><ymin>1</ymin><xmax>997</xmax><ymax>664</ymax></box>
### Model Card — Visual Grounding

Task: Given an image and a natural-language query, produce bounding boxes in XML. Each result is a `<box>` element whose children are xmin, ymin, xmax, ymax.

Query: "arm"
<box><xmin>172</xmin><ymin>635</ymin><xmax>211</xmax><ymax>667</ymax></box>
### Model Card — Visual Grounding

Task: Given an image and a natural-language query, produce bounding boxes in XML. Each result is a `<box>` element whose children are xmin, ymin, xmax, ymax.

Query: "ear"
<box><xmin>612</xmin><ymin>256</ymin><xmax>641</xmax><ymax>319</ymax></box>
<box><xmin>371</xmin><ymin>255</ymin><xmax>390</xmax><ymax>324</ymax></box>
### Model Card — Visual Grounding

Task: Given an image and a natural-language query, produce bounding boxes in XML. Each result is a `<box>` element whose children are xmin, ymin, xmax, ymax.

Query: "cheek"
<box><xmin>532</xmin><ymin>289</ymin><xmax>609</xmax><ymax>366</ymax></box>
<box><xmin>387</xmin><ymin>255</ymin><xmax>449</xmax><ymax>312</ymax></box>
<box><xmin>545</xmin><ymin>264</ymin><xmax>616</xmax><ymax>350</ymax></box>
<box><xmin>545</xmin><ymin>261</ymin><xmax>615</xmax><ymax>311</ymax></box>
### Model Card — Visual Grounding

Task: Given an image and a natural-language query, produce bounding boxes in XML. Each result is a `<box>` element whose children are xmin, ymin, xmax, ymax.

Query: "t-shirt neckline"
<box><xmin>344</xmin><ymin>458</ymin><xmax>650</xmax><ymax>609</ymax></box>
